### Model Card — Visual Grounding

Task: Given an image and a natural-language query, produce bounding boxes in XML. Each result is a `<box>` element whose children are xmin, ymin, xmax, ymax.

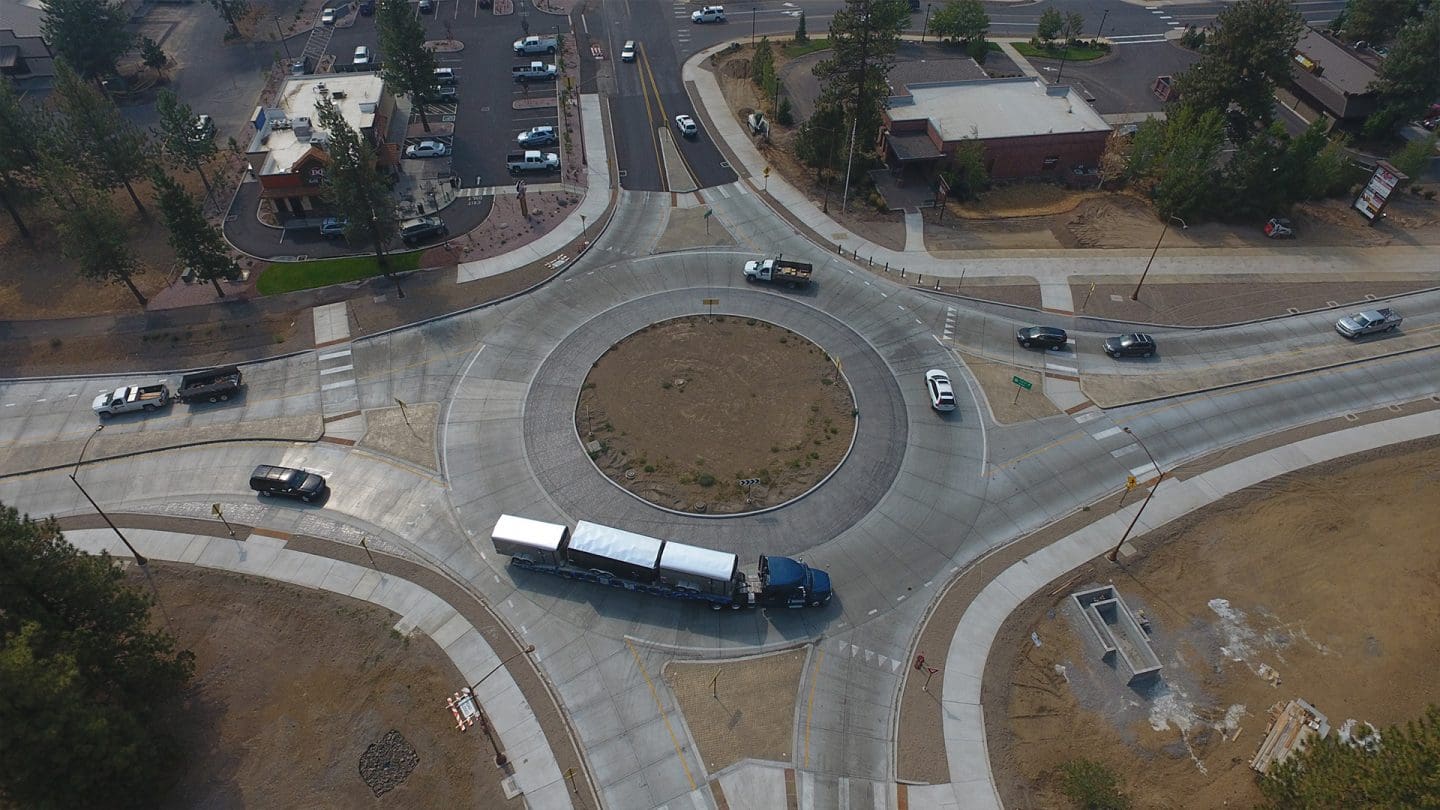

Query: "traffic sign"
<box><xmin>1011</xmin><ymin>376</ymin><xmax>1033</xmax><ymax>390</ymax></box>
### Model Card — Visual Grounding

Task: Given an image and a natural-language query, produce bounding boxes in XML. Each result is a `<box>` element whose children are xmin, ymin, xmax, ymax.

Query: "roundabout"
<box><xmin>574</xmin><ymin>315</ymin><xmax>858</xmax><ymax>515</ymax></box>
<box><xmin>440</xmin><ymin>248</ymin><xmax>992</xmax><ymax>642</ymax></box>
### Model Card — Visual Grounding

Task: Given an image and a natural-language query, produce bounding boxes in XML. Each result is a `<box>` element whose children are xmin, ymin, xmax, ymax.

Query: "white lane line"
<box><xmin>1092</xmin><ymin>426</ymin><xmax>1123</xmax><ymax>440</ymax></box>
<box><xmin>1046</xmin><ymin>363</ymin><xmax>1078</xmax><ymax>374</ymax></box>
<box><xmin>320</xmin><ymin>364</ymin><xmax>355</xmax><ymax>375</ymax></box>
<box><xmin>318</xmin><ymin>349</ymin><xmax>353</xmax><ymax>361</ymax></box>
<box><xmin>320</xmin><ymin>379</ymin><xmax>357</xmax><ymax>391</ymax></box>
<box><xmin>1130</xmin><ymin>461</ymin><xmax>1161</xmax><ymax>479</ymax></box>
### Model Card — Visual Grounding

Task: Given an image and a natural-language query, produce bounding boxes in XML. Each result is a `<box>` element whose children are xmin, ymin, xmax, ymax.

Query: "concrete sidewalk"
<box><xmin>920</xmin><ymin>409</ymin><xmax>1440</xmax><ymax>809</ymax></box>
<box><xmin>456</xmin><ymin>94</ymin><xmax>612</xmax><ymax>284</ymax></box>
<box><xmin>682</xmin><ymin>41</ymin><xmax>1436</xmax><ymax>309</ymax></box>
<box><xmin>63</xmin><ymin>527</ymin><xmax>577</xmax><ymax>810</ymax></box>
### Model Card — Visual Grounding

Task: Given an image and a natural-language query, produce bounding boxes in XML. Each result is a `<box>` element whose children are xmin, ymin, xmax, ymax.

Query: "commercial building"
<box><xmin>881</xmin><ymin>76</ymin><xmax>1112</xmax><ymax>182</ymax></box>
<box><xmin>1288</xmin><ymin>28</ymin><xmax>1378</xmax><ymax>122</ymax></box>
<box><xmin>244</xmin><ymin>73</ymin><xmax>396</xmax><ymax>216</ymax></box>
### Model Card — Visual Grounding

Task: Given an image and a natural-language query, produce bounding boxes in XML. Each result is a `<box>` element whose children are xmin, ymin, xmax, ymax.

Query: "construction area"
<box><xmin>986</xmin><ymin>438</ymin><xmax>1440</xmax><ymax>808</ymax></box>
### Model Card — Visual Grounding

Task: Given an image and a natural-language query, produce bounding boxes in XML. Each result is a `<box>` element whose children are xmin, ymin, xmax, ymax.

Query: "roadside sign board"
<box><xmin>1011</xmin><ymin>376</ymin><xmax>1033</xmax><ymax>390</ymax></box>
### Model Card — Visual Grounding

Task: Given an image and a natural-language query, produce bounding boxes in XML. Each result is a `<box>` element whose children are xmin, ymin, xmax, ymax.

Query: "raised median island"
<box><xmin>575</xmin><ymin>315</ymin><xmax>856</xmax><ymax>514</ymax></box>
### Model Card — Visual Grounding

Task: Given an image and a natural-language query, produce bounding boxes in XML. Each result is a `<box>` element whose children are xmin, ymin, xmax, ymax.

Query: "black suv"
<box><xmin>1016</xmin><ymin>326</ymin><xmax>1069</xmax><ymax>350</ymax></box>
<box><xmin>249</xmin><ymin>465</ymin><xmax>327</xmax><ymax>502</ymax></box>
<box><xmin>1103</xmin><ymin>333</ymin><xmax>1157</xmax><ymax>358</ymax></box>
<box><xmin>400</xmin><ymin>216</ymin><xmax>448</xmax><ymax>246</ymax></box>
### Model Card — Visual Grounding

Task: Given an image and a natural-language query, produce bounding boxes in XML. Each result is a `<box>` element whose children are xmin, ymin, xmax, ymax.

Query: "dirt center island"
<box><xmin>575</xmin><ymin>316</ymin><xmax>856</xmax><ymax>514</ymax></box>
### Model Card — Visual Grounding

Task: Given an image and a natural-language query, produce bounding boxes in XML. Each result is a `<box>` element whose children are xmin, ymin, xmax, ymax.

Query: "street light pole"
<box><xmin>1059</xmin><ymin>8</ymin><xmax>1107</xmax><ymax>85</ymax></box>
<box><xmin>70</xmin><ymin>425</ymin><xmax>148</xmax><ymax>566</ymax></box>
<box><xmin>752</xmin><ymin>7</ymin><xmax>757</xmax><ymax>46</ymax></box>
<box><xmin>921</xmin><ymin>4</ymin><xmax>933</xmax><ymax>43</ymax></box>
<box><xmin>274</xmin><ymin>17</ymin><xmax>293</xmax><ymax>61</ymax></box>
<box><xmin>1106</xmin><ymin>427</ymin><xmax>1162</xmax><ymax>562</ymax></box>
<box><xmin>1131</xmin><ymin>215</ymin><xmax>1186</xmax><ymax>301</ymax></box>
<box><xmin>471</xmin><ymin>644</ymin><xmax>536</xmax><ymax>767</ymax></box>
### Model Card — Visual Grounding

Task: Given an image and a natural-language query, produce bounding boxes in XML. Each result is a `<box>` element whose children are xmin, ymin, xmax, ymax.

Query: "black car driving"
<box><xmin>249</xmin><ymin>465</ymin><xmax>327</xmax><ymax>502</ymax></box>
<box><xmin>1103</xmin><ymin>333</ymin><xmax>1157</xmax><ymax>358</ymax></box>
<box><xmin>1016</xmin><ymin>326</ymin><xmax>1069</xmax><ymax>350</ymax></box>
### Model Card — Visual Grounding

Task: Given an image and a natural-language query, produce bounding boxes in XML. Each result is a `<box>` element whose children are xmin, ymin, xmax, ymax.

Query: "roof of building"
<box><xmin>247</xmin><ymin>73</ymin><xmax>386</xmax><ymax>177</ymax></box>
<box><xmin>1292</xmin><ymin>28</ymin><xmax>1377</xmax><ymax>97</ymax></box>
<box><xmin>886</xmin><ymin>76</ymin><xmax>1111</xmax><ymax>141</ymax></box>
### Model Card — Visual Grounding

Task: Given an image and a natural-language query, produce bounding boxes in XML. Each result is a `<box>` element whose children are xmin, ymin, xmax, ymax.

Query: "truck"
<box><xmin>506</xmin><ymin>150</ymin><xmax>559</xmax><ymax>173</ymax></box>
<box><xmin>1335</xmin><ymin>307</ymin><xmax>1402</xmax><ymax>338</ymax></box>
<box><xmin>490</xmin><ymin>515</ymin><xmax>833</xmax><ymax>610</ymax></box>
<box><xmin>513</xmin><ymin>35</ymin><xmax>557</xmax><ymax>55</ymax></box>
<box><xmin>92</xmin><ymin>383</ymin><xmax>171</xmax><ymax>417</ymax></box>
<box><xmin>743</xmin><ymin>257</ymin><xmax>813</xmax><ymax>289</ymax></box>
<box><xmin>512</xmin><ymin>62</ymin><xmax>557</xmax><ymax>82</ymax></box>
<box><xmin>176</xmin><ymin>365</ymin><xmax>243</xmax><ymax>403</ymax></box>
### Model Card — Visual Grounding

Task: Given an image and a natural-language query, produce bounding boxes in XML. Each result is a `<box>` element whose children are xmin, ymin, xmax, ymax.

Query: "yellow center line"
<box><xmin>635</xmin><ymin>44</ymin><xmax>668</xmax><ymax>189</ymax></box>
<box><xmin>803</xmin><ymin>647</ymin><xmax>824</xmax><ymax>767</ymax></box>
<box><xmin>624</xmin><ymin>637</ymin><xmax>697</xmax><ymax>791</ymax></box>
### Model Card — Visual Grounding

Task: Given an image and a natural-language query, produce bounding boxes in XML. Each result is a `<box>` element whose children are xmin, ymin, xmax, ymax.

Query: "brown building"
<box><xmin>1289</xmin><ymin>28</ymin><xmax>1378</xmax><ymax>121</ymax></box>
<box><xmin>881</xmin><ymin>77</ymin><xmax>1112</xmax><ymax>182</ymax></box>
<box><xmin>244</xmin><ymin>74</ymin><xmax>396</xmax><ymax>216</ymax></box>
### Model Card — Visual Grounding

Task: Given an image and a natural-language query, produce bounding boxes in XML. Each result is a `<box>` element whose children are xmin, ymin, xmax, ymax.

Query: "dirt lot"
<box><xmin>576</xmin><ymin>316</ymin><xmax>855</xmax><ymax>514</ymax></box>
<box><xmin>666</xmin><ymin>648</ymin><xmax>809</xmax><ymax>774</ymax></box>
<box><xmin>141</xmin><ymin>565</ymin><xmax>511</xmax><ymax>807</ymax></box>
<box><xmin>986</xmin><ymin>439</ymin><xmax>1440</xmax><ymax>809</ymax></box>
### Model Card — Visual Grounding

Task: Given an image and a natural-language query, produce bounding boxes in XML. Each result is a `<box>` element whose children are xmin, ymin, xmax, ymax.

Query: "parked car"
<box><xmin>1104</xmin><ymin>333</ymin><xmax>1157</xmax><ymax>358</ymax></box>
<box><xmin>290</xmin><ymin>55</ymin><xmax>314</xmax><ymax>75</ymax></box>
<box><xmin>1016</xmin><ymin>326</ymin><xmax>1069</xmax><ymax>350</ymax></box>
<box><xmin>674</xmin><ymin>114</ymin><xmax>699</xmax><ymax>138</ymax></box>
<box><xmin>423</xmin><ymin>84</ymin><xmax>457</xmax><ymax>102</ymax></box>
<box><xmin>621</xmin><ymin>40</ymin><xmax>636</xmax><ymax>62</ymax></box>
<box><xmin>353</xmin><ymin>46</ymin><xmax>371</xmax><ymax>66</ymax></box>
<box><xmin>405</xmin><ymin>139</ymin><xmax>449</xmax><ymax>158</ymax></box>
<box><xmin>249</xmin><ymin>464</ymin><xmax>327</xmax><ymax>503</ymax></box>
<box><xmin>400</xmin><ymin>215</ymin><xmax>448</xmax><ymax>246</ymax></box>
<box><xmin>358</xmin><ymin>0</ymin><xmax>374</xmax><ymax>14</ymax></box>
<box><xmin>691</xmin><ymin>5</ymin><xmax>725</xmax><ymax>22</ymax></box>
<box><xmin>319</xmin><ymin>216</ymin><xmax>348</xmax><ymax>238</ymax></box>
<box><xmin>418</xmin><ymin>0</ymin><xmax>434</xmax><ymax>11</ymax></box>
<box><xmin>192</xmin><ymin>114</ymin><xmax>215</xmax><ymax>142</ymax></box>
<box><xmin>320</xmin><ymin>6</ymin><xmax>336</xmax><ymax>24</ymax></box>
<box><xmin>517</xmin><ymin>125</ymin><xmax>557</xmax><ymax>147</ymax></box>
<box><xmin>1264</xmin><ymin>217</ymin><xmax>1295</xmax><ymax>239</ymax></box>
<box><xmin>925</xmin><ymin>369</ymin><xmax>957</xmax><ymax>412</ymax></box>
<box><xmin>433</xmin><ymin>67</ymin><xmax>457</xmax><ymax>86</ymax></box>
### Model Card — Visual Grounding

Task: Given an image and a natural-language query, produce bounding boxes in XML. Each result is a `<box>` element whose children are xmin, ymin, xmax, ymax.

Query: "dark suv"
<box><xmin>1016</xmin><ymin>326</ymin><xmax>1069</xmax><ymax>350</ymax></box>
<box><xmin>1103</xmin><ymin>333</ymin><xmax>1157</xmax><ymax>358</ymax></box>
<box><xmin>400</xmin><ymin>216</ymin><xmax>448</xmax><ymax>246</ymax></box>
<box><xmin>249</xmin><ymin>465</ymin><xmax>327</xmax><ymax>502</ymax></box>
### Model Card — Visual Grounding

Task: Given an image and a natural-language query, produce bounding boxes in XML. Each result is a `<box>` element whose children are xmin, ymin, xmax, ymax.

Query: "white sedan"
<box><xmin>353</xmin><ymin>45</ymin><xmax>370</xmax><ymax>65</ymax></box>
<box><xmin>674</xmin><ymin>114</ymin><xmax>698</xmax><ymax>138</ymax></box>
<box><xmin>321</xmin><ymin>7</ymin><xmax>336</xmax><ymax>24</ymax></box>
<box><xmin>404</xmin><ymin>139</ymin><xmax>449</xmax><ymax>159</ymax></box>
<box><xmin>925</xmin><ymin>369</ymin><xmax>957</xmax><ymax>412</ymax></box>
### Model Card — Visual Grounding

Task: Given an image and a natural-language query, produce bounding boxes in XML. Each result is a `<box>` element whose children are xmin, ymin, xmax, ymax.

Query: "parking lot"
<box><xmin>319</xmin><ymin>1</ymin><xmax>568</xmax><ymax>190</ymax></box>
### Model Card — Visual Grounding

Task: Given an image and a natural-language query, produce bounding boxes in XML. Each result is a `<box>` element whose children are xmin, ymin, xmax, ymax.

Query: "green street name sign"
<box><xmin>1011</xmin><ymin>376</ymin><xmax>1033</xmax><ymax>390</ymax></box>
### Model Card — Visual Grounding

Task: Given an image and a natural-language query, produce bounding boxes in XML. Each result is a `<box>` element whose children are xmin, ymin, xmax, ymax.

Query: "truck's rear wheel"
<box><xmin>98</xmin><ymin>411</ymin><xmax>111</xmax><ymax>419</ymax></box>
<box><xmin>220</xmin><ymin>394</ymin><xmax>229</xmax><ymax>401</ymax></box>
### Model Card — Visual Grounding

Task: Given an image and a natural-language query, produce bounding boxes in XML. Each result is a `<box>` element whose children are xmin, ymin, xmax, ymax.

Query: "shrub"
<box><xmin>696</xmin><ymin>473</ymin><xmax>716</xmax><ymax>487</ymax></box>
<box><xmin>1059</xmin><ymin>759</ymin><xmax>1130</xmax><ymax>809</ymax></box>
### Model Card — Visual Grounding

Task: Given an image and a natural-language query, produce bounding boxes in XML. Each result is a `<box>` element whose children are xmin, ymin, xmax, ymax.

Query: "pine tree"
<box><xmin>378</xmin><ymin>0</ymin><xmax>441</xmax><ymax>132</ymax></box>
<box><xmin>51</xmin><ymin>60</ymin><xmax>154</xmax><ymax>216</ymax></box>
<box><xmin>58</xmin><ymin>196</ymin><xmax>149</xmax><ymax>306</ymax></box>
<box><xmin>154</xmin><ymin>171</ymin><xmax>238</xmax><ymax>298</ymax></box>
<box><xmin>315</xmin><ymin>97</ymin><xmax>399</xmax><ymax>280</ymax></box>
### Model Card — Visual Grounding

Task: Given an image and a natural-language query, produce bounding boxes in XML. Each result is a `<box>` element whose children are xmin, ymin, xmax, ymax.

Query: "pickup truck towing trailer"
<box><xmin>93</xmin><ymin>384</ymin><xmax>171</xmax><ymax>417</ymax></box>
<box><xmin>490</xmin><ymin>515</ymin><xmax>833</xmax><ymax>609</ymax></box>
<box><xmin>176</xmin><ymin>365</ymin><xmax>243</xmax><ymax>403</ymax></box>
<box><xmin>743</xmin><ymin>257</ymin><xmax>813</xmax><ymax>288</ymax></box>
<box><xmin>1335</xmin><ymin>307</ymin><xmax>1402</xmax><ymax>338</ymax></box>
<box><xmin>506</xmin><ymin>150</ymin><xmax>559</xmax><ymax>173</ymax></box>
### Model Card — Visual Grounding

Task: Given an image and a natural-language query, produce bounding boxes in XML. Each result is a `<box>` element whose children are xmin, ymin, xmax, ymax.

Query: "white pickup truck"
<box><xmin>512</xmin><ymin>61</ymin><xmax>558</xmax><ymax>82</ymax></box>
<box><xmin>506</xmin><ymin>150</ymin><xmax>559</xmax><ymax>173</ymax></box>
<box><xmin>513</xmin><ymin>35</ymin><xmax>557</xmax><ymax>55</ymax></box>
<box><xmin>1335</xmin><ymin>307</ymin><xmax>1402</xmax><ymax>338</ymax></box>
<box><xmin>93</xmin><ymin>383</ymin><xmax>171</xmax><ymax>417</ymax></box>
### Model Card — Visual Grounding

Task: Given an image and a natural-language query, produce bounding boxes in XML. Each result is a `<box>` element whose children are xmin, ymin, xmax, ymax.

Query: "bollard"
<box><xmin>868</xmin><ymin>255</ymin><xmax>873</xmax><ymax>266</ymax></box>
<box><xmin>884</xmin><ymin>262</ymin><xmax>889</xmax><ymax>272</ymax></box>
<box><xmin>901</xmin><ymin>268</ymin><xmax>906</xmax><ymax>278</ymax></box>
<box><xmin>934</xmin><ymin>279</ymin><xmax>941</xmax><ymax>290</ymax></box>
<box><xmin>917</xmin><ymin>274</ymin><xmax>923</xmax><ymax>286</ymax></box>
<box><xmin>837</xmin><ymin>243</ymin><xmax>843</xmax><ymax>254</ymax></box>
